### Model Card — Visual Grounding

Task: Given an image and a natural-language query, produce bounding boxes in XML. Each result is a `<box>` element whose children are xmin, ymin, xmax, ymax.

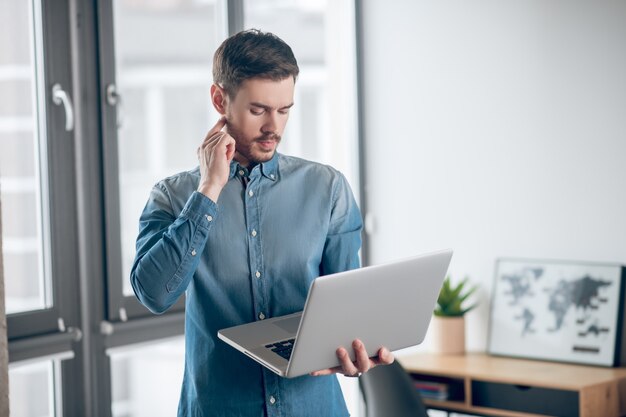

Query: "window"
<box><xmin>2</xmin><ymin>0</ymin><xmax>79</xmax><ymax>345</ymax></box>
<box><xmin>109</xmin><ymin>337</ymin><xmax>185</xmax><ymax>417</ymax></box>
<box><xmin>244</xmin><ymin>0</ymin><xmax>360</xmax><ymax>191</ymax></box>
<box><xmin>9</xmin><ymin>360</ymin><xmax>60</xmax><ymax>417</ymax></box>
<box><xmin>1</xmin><ymin>0</ymin><xmax>51</xmax><ymax>316</ymax></box>
<box><xmin>102</xmin><ymin>0</ymin><xmax>225</xmax><ymax>319</ymax></box>
<box><xmin>4</xmin><ymin>1</ymin><xmax>363</xmax><ymax>415</ymax></box>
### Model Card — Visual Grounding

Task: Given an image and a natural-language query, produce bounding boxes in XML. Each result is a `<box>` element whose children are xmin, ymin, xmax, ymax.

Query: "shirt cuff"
<box><xmin>180</xmin><ymin>191</ymin><xmax>218</xmax><ymax>228</ymax></box>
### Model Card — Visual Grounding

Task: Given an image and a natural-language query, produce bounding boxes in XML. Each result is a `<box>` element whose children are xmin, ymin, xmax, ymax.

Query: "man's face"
<box><xmin>219</xmin><ymin>77</ymin><xmax>295</xmax><ymax>168</ymax></box>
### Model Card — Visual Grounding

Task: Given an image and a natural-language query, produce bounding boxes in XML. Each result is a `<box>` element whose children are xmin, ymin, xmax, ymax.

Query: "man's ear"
<box><xmin>211</xmin><ymin>84</ymin><xmax>228</xmax><ymax>115</ymax></box>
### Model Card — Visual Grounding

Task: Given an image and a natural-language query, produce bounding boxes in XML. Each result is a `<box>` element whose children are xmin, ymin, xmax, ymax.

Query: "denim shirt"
<box><xmin>130</xmin><ymin>153</ymin><xmax>362</xmax><ymax>417</ymax></box>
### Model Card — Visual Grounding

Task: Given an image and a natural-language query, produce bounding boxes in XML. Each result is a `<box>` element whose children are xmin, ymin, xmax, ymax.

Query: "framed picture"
<box><xmin>488</xmin><ymin>258</ymin><xmax>626</xmax><ymax>367</ymax></box>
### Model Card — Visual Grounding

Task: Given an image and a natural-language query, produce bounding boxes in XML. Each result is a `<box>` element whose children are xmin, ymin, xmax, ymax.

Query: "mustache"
<box><xmin>255</xmin><ymin>133</ymin><xmax>281</xmax><ymax>142</ymax></box>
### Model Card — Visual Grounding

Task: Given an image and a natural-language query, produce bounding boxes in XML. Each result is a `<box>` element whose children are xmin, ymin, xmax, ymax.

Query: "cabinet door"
<box><xmin>472</xmin><ymin>380</ymin><xmax>579</xmax><ymax>417</ymax></box>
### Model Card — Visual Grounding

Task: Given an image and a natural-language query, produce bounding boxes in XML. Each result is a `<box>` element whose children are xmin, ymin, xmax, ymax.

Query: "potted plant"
<box><xmin>430</xmin><ymin>276</ymin><xmax>478</xmax><ymax>354</ymax></box>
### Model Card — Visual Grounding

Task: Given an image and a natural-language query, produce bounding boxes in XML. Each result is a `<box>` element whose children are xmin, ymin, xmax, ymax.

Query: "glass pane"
<box><xmin>244</xmin><ymin>0</ymin><xmax>360</xmax><ymax>191</ymax></box>
<box><xmin>110</xmin><ymin>337</ymin><xmax>185</xmax><ymax>417</ymax></box>
<box><xmin>0</xmin><ymin>0</ymin><xmax>52</xmax><ymax>314</ymax></box>
<box><xmin>112</xmin><ymin>0</ymin><xmax>221</xmax><ymax>296</ymax></box>
<box><xmin>9</xmin><ymin>360</ymin><xmax>58</xmax><ymax>417</ymax></box>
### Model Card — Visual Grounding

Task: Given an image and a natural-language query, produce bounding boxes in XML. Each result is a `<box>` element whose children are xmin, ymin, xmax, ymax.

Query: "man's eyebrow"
<box><xmin>250</xmin><ymin>102</ymin><xmax>295</xmax><ymax>110</ymax></box>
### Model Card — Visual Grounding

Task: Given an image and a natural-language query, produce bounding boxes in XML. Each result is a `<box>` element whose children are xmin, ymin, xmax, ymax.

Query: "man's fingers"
<box><xmin>353</xmin><ymin>340</ymin><xmax>372</xmax><ymax>373</ymax></box>
<box><xmin>337</xmin><ymin>347</ymin><xmax>359</xmax><ymax>376</ymax></box>
<box><xmin>199</xmin><ymin>117</ymin><xmax>228</xmax><ymax>147</ymax></box>
<box><xmin>199</xmin><ymin>131</ymin><xmax>233</xmax><ymax>159</ymax></box>
<box><xmin>372</xmin><ymin>347</ymin><xmax>394</xmax><ymax>366</ymax></box>
<box><xmin>212</xmin><ymin>134</ymin><xmax>236</xmax><ymax>159</ymax></box>
<box><xmin>201</xmin><ymin>131</ymin><xmax>225</xmax><ymax>150</ymax></box>
<box><xmin>311</xmin><ymin>345</ymin><xmax>394</xmax><ymax>378</ymax></box>
<box><xmin>208</xmin><ymin>116</ymin><xmax>227</xmax><ymax>136</ymax></box>
<box><xmin>310</xmin><ymin>367</ymin><xmax>339</xmax><ymax>377</ymax></box>
<box><xmin>225</xmin><ymin>138</ymin><xmax>236</xmax><ymax>161</ymax></box>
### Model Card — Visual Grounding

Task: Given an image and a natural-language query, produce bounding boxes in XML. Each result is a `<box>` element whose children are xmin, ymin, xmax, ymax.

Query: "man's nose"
<box><xmin>262</xmin><ymin>112</ymin><xmax>278</xmax><ymax>134</ymax></box>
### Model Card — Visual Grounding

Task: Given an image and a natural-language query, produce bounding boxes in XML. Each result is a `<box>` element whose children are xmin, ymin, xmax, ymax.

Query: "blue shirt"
<box><xmin>131</xmin><ymin>153</ymin><xmax>363</xmax><ymax>417</ymax></box>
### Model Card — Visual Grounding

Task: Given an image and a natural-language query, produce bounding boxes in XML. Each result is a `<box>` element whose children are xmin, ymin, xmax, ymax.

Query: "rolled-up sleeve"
<box><xmin>130</xmin><ymin>186</ymin><xmax>218</xmax><ymax>314</ymax></box>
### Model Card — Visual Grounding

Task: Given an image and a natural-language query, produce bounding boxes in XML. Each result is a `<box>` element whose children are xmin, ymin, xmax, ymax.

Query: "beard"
<box><xmin>226</xmin><ymin>122</ymin><xmax>282</xmax><ymax>166</ymax></box>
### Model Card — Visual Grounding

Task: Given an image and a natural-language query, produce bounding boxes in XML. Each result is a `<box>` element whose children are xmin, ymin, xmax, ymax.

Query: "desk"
<box><xmin>398</xmin><ymin>353</ymin><xmax>626</xmax><ymax>417</ymax></box>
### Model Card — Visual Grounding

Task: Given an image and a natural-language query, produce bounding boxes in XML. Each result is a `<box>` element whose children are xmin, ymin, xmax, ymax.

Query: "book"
<box><xmin>413</xmin><ymin>379</ymin><xmax>449</xmax><ymax>401</ymax></box>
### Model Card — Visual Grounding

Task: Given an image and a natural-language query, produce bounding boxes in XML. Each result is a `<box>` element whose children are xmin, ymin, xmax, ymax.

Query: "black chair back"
<box><xmin>359</xmin><ymin>361</ymin><xmax>429</xmax><ymax>417</ymax></box>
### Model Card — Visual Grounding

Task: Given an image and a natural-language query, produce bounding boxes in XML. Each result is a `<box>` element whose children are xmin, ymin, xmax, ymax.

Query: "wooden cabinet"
<box><xmin>398</xmin><ymin>353</ymin><xmax>626</xmax><ymax>417</ymax></box>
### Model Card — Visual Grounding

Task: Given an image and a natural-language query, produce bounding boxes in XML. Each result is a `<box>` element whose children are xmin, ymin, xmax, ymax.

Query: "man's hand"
<box><xmin>197</xmin><ymin>117</ymin><xmax>236</xmax><ymax>202</ymax></box>
<box><xmin>310</xmin><ymin>339</ymin><xmax>394</xmax><ymax>377</ymax></box>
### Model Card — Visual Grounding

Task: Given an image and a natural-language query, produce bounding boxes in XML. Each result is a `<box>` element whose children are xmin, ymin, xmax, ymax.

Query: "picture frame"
<box><xmin>487</xmin><ymin>258</ymin><xmax>626</xmax><ymax>367</ymax></box>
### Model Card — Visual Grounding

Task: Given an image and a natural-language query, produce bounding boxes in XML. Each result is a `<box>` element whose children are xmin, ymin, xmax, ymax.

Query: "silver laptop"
<box><xmin>218</xmin><ymin>248</ymin><xmax>453</xmax><ymax>378</ymax></box>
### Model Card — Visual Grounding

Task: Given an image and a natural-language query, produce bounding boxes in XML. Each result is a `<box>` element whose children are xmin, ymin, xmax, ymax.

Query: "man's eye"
<box><xmin>278</xmin><ymin>109</ymin><xmax>290</xmax><ymax>115</ymax></box>
<box><xmin>251</xmin><ymin>109</ymin><xmax>264</xmax><ymax>115</ymax></box>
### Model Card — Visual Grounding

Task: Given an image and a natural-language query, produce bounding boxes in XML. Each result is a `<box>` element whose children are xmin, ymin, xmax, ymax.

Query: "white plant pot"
<box><xmin>430</xmin><ymin>315</ymin><xmax>466</xmax><ymax>355</ymax></box>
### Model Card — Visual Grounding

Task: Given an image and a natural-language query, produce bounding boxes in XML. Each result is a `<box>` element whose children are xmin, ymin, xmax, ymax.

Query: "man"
<box><xmin>131</xmin><ymin>29</ymin><xmax>393</xmax><ymax>416</ymax></box>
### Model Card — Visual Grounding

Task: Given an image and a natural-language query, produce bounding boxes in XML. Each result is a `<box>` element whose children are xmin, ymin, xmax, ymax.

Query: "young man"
<box><xmin>131</xmin><ymin>29</ymin><xmax>393</xmax><ymax>416</ymax></box>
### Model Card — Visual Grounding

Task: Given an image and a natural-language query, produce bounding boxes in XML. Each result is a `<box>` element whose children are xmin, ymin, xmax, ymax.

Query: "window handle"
<box><xmin>51</xmin><ymin>83</ymin><xmax>74</xmax><ymax>132</ymax></box>
<box><xmin>106</xmin><ymin>83</ymin><xmax>119</xmax><ymax>106</ymax></box>
<box><xmin>106</xmin><ymin>83</ymin><xmax>123</xmax><ymax>128</ymax></box>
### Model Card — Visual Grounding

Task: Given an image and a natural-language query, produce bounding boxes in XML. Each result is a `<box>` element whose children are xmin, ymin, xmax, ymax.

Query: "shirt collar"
<box><xmin>228</xmin><ymin>152</ymin><xmax>279</xmax><ymax>181</ymax></box>
<box><xmin>228</xmin><ymin>160</ymin><xmax>240</xmax><ymax>179</ymax></box>
<box><xmin>260</xmin><ymin>152</ymin><xmax>279</xmax><ymax>181</ymax></box>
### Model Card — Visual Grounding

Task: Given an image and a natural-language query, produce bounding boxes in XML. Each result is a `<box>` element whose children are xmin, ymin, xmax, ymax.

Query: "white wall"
<box><xmin>1</xmin><ymin>192</ymin><xmax>9</xmax><ymax>416</ymax></box>
<box><xmin>360</xmin><ymin>0</ymin><xmax>626</xmax><ymax>352</ymax></box>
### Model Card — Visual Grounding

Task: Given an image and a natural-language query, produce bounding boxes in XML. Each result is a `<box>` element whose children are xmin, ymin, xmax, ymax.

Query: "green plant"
<box><xmin>434</xmin><ymin>276</ymin><xmax>478</xmax><ymax>317</ymax></box>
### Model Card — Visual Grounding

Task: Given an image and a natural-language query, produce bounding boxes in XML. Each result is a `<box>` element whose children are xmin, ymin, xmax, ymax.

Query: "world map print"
<box><xmin>489</xmin><ymin>260</ymin><xmax>623</xmax><ymax>366</ymax></box>
<box><xmin>501</xmin><ymin>268</ymin><xmax>613</xmax><ymax>338</ymax></box>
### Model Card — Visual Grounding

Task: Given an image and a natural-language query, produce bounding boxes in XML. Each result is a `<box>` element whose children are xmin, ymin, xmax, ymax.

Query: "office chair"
<box><xmin>359</xmin><ymin>360</ymin><xmax>430</xmax><ymax>417</ymax></box>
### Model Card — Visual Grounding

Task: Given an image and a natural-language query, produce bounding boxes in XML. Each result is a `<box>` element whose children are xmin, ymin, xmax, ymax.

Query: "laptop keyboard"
<box><xmin>265</xmin><ymin>338</ymin><xmax>296</xmax><ymax>360</ymax></box>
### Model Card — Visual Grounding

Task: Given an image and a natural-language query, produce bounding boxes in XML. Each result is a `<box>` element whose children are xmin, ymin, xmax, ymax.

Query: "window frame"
<box><xmin>6</xmin><ymin>0</ymin><xmax>80</xmax><ymax>347</ymax></box>
<box><xmin>97</xmin><ymin>0</ymin><xmax>235</xmax><ymax>323</ymax></box>
<box><xmin>5</xmin><ymin>1</ymin><xmax>367</xmax><ymax>416</ymax></box>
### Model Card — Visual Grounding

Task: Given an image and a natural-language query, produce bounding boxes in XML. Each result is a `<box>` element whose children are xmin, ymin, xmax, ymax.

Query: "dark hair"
<box><xmin>213</xmin><ymin>29</ymin><xmax>299</xmax><ymax>97</ymax></box>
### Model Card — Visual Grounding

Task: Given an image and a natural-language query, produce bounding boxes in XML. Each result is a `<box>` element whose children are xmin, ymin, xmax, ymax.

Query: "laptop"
<box><xmin>218</xmin><ymin>248</ymin><xmax>453</xmax><ymax>378</ymax></box>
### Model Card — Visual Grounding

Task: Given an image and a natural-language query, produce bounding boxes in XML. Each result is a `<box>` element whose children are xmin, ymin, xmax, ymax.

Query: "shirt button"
<box><xmin>270</xmin><ymin>174</ymin><xmax>275</xmax><ymax>179</ymax></box>
<box><xmin>239</xmin><ymin>170</ymin><xmax>244</xmax><ymax>176</ymax></box>
<box><xmin>191</xmin><ymin>249</ymin><xmax>197</xmax><ymax>256</ymax></box>
<box><xmin>248</xmin><ymin>190</ymin><xmax>254</xmax><ymax>197</ymax></box>
<box><xmin>206</xmin><ymin>215</ymin><xmax>213</xmax><ymax>222</ymax></box>
<box><xmin>269</xmin><ymin>396</ymin><xmax>276</xmax><ymax>405</ymax></box>
<box><xmin>251</xmin><ymin>229</ymin><xmax>257</xmax><ymax>237</ymax></box>
<box><xmin>259</xmin><ymin>312</ymin><xmax>266</xmax><ymax>320</ymax></box>
<box><xmin>255</xmin><ymin>271</ymin><xmax>261</xmax><ymax>278</ymax></box>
